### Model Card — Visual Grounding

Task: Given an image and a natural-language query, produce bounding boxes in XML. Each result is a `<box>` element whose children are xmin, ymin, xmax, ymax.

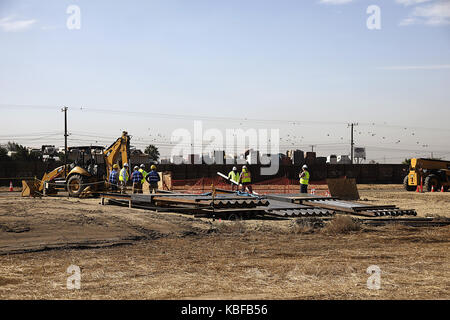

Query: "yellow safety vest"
<box><xmin>241</xmin><ymin>170</ymin><xmax>251</xmax><ymax>183</ymax></box>
<box><xmin>228</xmin><ymin>171</ymin><xmax>239</xmax><ymax>183</ymax></box>
<box><xmin>119</xmin><ymin>168</ymin><xmax>129</xmax><ymax>182</ymax></box>
<box><xmin>139</xmin><ymin>169</ymin><xmax>147</xmax><ymax>184</ymax></box>
<box><xmin>300</xmin><ymin>170</ymin><xmax>309</xmax><ymax>185</ymax></box>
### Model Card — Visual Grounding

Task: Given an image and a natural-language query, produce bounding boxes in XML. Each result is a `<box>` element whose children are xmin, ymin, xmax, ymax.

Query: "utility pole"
<box><xmin>61</xmin><ymin>107</ymin><xmax>68</xmax><ymax>178</ymax></box>
<box><xmin>348</xmin><ymin>123</ymin><xmax>358</xmax><ymax>164</ymax></box>
<box><xmin>309</xmin><ymin>145</ymin><xmax>316</xmax><ymax>152</ymax></box>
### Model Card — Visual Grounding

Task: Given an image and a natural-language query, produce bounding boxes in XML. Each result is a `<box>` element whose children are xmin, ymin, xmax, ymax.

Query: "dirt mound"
<box><xmin>0</xmin><ymin>195</ymin><xmax>216</xmax><ymax>255</ymax></box>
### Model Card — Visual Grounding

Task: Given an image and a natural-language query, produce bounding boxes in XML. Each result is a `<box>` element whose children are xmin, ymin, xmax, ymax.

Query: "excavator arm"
<box><xmin>39</xmin><ymin>165</ymin><xmax>67</xmax><ymax>191</ymax></box>
<box><xmin>103</xmin><ymin>131</ymin><xmax>131</xmax><ymax>178</ymax></box>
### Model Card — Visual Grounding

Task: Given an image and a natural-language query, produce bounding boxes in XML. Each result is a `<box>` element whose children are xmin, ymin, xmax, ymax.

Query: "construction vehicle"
<box><xmin>403</xmin><ymin>158</ymin><xmax>450</xmax><ymax>192</ymax></box>
<box><xmin>22</xmin><ymin>131</ymin><xmax>130</xmax><ymax>197</ymax></box>
<box><xmin>41</xmin><ymin>145</ymin><xmax>59</xmax><ymax>162</ymax></box>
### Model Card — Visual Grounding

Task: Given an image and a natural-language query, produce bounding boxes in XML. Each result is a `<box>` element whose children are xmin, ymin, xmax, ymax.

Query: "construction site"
<box><xmin>0</xmin><ymin>128</ymin><xmax>449</xmax><ymax>300</ymax></box>
<box><xmin>1</xmin><ymin>0</ymin><xmax>450</xmax><ymax>306</ymax></box>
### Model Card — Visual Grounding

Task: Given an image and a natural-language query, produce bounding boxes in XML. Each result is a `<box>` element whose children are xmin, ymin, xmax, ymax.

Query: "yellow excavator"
<box><xmin>404</xmin><ymin>158</ymin><xmax>450</xmax><ymax>192</ymax></box>
<box><xmin>22</xmin><ymin>131</ymin><xmax>131</xmax><ymax>197</ymax></box>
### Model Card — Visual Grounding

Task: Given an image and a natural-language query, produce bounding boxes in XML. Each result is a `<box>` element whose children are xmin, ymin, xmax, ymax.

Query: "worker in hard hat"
<box><xmin>228</xmin><ymin>166</ymin><xmax>240</xmax><ymax>191</ymax></box>
<box><xmin>139</xmin><ymin>164</ymin><xmax>148</xmax><ymax>185</ymax></box>
<box><xmin>109</xmin><ymin>164</ymin><xmax>120</xmax><ymax>192</ymax></box>
<box><xmin>131</xmin><ymin>166</ymin><xmax>144</xmax><ymax>194</ymax></box>
<box><xmin>119</xmin><ymin>163</ymin><xmax>129</xmax><ymax>194</ymax></box>
<box><xmin>145</xmin><ymin>164</ymin><xmax>160</xmax><ymax>194</ymax></box>
<box><xmin>299</xmin><ymin>164</ymin><xmax>310</xmax><ymax>194</ymax></box>
<box><xmin>239</xmin><ymin>165</ymin><xmax>253</xmax><ymax>194</ymax></box>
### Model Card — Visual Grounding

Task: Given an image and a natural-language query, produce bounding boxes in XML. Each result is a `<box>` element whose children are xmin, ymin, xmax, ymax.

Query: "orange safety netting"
<box><xmin>252</xmin><ymin>177</ymin><xmax>298</xmax><ymax>194</ymax></box>
<box><xmin>171</xmin><ymin>176</ymin><xmax>304</xmax><ymax>194</ymax></box>
<box><xmin>172</xmin><ymin>176</ymin><xmax>228</xmax><ymax>194</ymax></box>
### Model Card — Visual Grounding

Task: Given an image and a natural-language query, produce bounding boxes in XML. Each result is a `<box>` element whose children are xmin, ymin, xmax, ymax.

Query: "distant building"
<box><xmin>213</xmin><ymin>150</ymin><xmax>225</xmax><ymax>164</ymax></box>
<box><xmin>225</xmin><ymin>154</ymin><xmax>236</xmax><ymax>164</ymax></box>
<box><xmin>202</xmin><ymin>153</ymin><xmax>214</xmax><ymax>164</ymax></box>
<box><xmin>236</xmin><ymin>154</ymin><xmax>247</xmax><ymax>165</ymax></box>
<box><xmin>354</xmin><ymin>147</ymin><xmax>366</xmax><ymax>163</ymax></box>
<box><xmin>187</xmin><ymin>154</ymin><xmax>201</xmax><ymax>164</ymax></box>
<box><xmin>337</xmin><ymin>155</ymin><xmax>351</xmax><ymax>164</ymax></box>
<box><xmin>287</xmin><ymin>149</ymin><xmax>304</xmax><ymax>165</ymax></box>
<box><xmin>327</xmin><ymin>155</ymin><xmax>337</xmax><ymax>164</ymax></box>
<box><xmin>171</xmin><ymin>155</ymin><xmax>184</xmax><ymax>164</ymax></box>
<box><xmin>127</xmin><ymin>147</ymin><xmax>148</xmax><ymax>165</ymax></box>
<box><xmin>246</xmin><ymin>150</ymin><xmax>259</xmax><ymax>165</ymax></box>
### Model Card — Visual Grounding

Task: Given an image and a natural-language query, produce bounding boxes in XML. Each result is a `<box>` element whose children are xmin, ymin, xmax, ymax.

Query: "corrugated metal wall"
<box><xmin>0</xmin><ymin>161</ymin><xmax>408</xmax><ymax>186</ymax></box>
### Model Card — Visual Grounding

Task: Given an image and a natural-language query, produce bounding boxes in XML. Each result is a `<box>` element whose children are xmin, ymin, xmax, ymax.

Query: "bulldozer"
<box><xmin>403</xmin><ymin>158</ymin><xmax>450</xmax><ymax>192</ymax></box>
<box><xmin>22</xmin><ymin>131</ymin><xmax>131</xmax><ymax>197</ymax></box>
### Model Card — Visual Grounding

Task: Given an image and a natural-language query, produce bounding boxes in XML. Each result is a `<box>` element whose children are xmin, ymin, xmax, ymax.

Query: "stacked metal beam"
<box><xmin>304</xmin><ymin>199</ymin><xmax>417</xmax><ymax>217</ymax></box>
<box><xmin>101</xmin><ymin>191</ymin><xmax>417</xmax><ymax>220</ymax></box>
<box><xmin>131</xmin><ymin>194</ymin><xmax>269</xmax><ymax>209</ymax></box>
<box><xmin>265</xmin><ymin>193</ymin><xmax>337</xmax><ymax>203</ymax></box>
<box><xmin>264</xmin><ymin>194</ymin><xmax>417</xmax><ymax>217</ymax></box>
<box><xmin>265</xmin><ymin>199</ymin><xmax>335</xmax><ymax>217</ymax></box>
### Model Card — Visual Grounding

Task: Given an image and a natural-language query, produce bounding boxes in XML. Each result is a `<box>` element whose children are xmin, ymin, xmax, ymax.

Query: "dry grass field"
<box><xmin>0</xmin><ymin>184</ymin><xmax>449</xmax><ymax>299</ymax></box>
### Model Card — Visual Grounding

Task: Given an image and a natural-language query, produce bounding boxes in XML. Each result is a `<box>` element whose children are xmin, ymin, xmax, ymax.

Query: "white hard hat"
<box><xmin>302</xmin><ymin>164</ymin><xmax>308</xmax><ymax>169</ymax></box>
<box><xmin>232</xmin><ymin>166</ymin><xmax>237</xmax><ymax>171</ymax></box>
<box><xmin>140</xmin><ymin>164</ymin><xmax>145</xmax><ymax>168</ymax></box>
<box><xmin>134</xmin><ymin>166</ymin><xmax>139</xmax><ymax>170</ymax></box>
<box><xmin>124</xmin><ymin>163</ymin><xmax>128</xmax><ymax>167</ymax></box>
<box><xmin>242</xmin><ymin>165</ymin><xmax>247</xmax><ymax>169</ymax></box>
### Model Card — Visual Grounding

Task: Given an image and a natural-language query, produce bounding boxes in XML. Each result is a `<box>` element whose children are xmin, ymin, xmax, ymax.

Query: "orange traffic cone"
<box><xmin>441</xmin><ymin>186</ymin><xmax>445</xmax><ymax>192</ymax></box>
<box><xmin>9</xmin><ymin>181</ymin><xmax>13</xmax><ymax>192</ymax></box>
<box><xmin>416</xmin><ymin>186</ymin><xmax>420</xmax><ymax>192</ymax></box>
<box><xmin>311</xmin><ymin>188</ymin><xmax>315</xmax><ymax>195</ymax></box>
<box><xmin>431</xmin><ymin>186</ymin><xmax>435</xmax><ymax>192</ymax></box>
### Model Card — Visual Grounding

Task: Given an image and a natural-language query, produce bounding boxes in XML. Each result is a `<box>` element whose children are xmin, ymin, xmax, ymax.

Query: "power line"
<box><xmin>2</xmin><ymin>133</ymin><xmax>445</xmax><ymax>154</ymax></box>
<box><xmin>0</xmin><ymin>131</ymin><xmax>63</xmax><ymax>138</ymax></box>
<box><xmin>2</xmin><ymin>103</ymin><xmax>450</xmax><ymax>132</ymax></box>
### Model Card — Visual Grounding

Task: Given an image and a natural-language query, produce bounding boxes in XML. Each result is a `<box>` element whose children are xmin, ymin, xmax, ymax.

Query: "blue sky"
<box><xmin>0</xmin><ymin>0</ymin><xmax>449</xmax><ymax>161</ymax></box>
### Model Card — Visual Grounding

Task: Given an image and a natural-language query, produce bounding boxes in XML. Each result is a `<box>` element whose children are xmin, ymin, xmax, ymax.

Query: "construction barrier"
<box><xmin>0</xmin><ymin>161</ymin><xmax>409</xmax><ymax>186</ymax></box>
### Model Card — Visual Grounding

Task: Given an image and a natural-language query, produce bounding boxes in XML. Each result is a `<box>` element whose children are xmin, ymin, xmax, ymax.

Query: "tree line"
<box><xmin>0</xmin><ymin>142</ymin><xmax>160</xmax><ymax>162</ymax></box>
<box><xmin>0</xmin><ymin>142</ymin><xmax>41</xmax><ymax>161</ymax></box>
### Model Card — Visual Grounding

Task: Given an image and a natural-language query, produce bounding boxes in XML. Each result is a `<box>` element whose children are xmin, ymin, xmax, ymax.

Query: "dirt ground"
<box><xmin>0</xmin><ymin>184</ymin><xmax>449</xmax><ymax>299</ymax></box>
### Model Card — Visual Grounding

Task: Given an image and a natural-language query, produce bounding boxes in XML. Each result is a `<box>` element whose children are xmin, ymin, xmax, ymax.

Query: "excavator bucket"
<box><xmin>79</xmin><ymin>186</ymin><xmax>93</xmax><ymax>198</ymax></box>
<box><xmin>21</xmin><ymin>179</ymin><xmax>40</xmax><ymax>197</ymax></box>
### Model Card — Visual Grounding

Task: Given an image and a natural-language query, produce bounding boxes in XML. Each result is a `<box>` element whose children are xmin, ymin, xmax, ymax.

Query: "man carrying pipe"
<box><xmin>227</xmin><ymin>166</ymin><xmax>240</xmax><ymax>191</ymax></box>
